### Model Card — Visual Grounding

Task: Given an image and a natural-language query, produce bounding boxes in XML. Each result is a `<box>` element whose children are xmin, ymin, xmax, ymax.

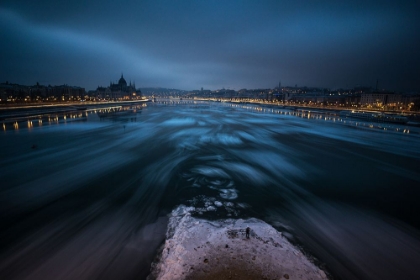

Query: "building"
<box><xmin>360</xmin><ymin>92</ymin><xmax>402</xmax><ymax>109</ymax></box>
<box><xmin>95</xmin><ymin>74</ymin><xmax>141</xmax><ymax>100</ymax></box>
<box><xmin>0</xmin><ymin>81</ymin><xmax>86</xmax><ymax>103</ymax></box>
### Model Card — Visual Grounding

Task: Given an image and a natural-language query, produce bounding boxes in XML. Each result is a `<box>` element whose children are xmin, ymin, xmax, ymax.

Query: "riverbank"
<box><xmin>0</xmin><ymin>99</ymin><xmax>150</xmax><ymax>110</ymax></box>
<box><xmin>149</xmin><ymin>206</ymin><xmax>328</xmax><ymax>280</ymax></box>
<box><xmin>188</xmin><ymin>98</ymin><xmax>420</xmax><ymax>125</ymax></box>
<box><xmin>191</xmin><ymin>97</ymin><xmax>420</xmax><ymax>116</ymax></box>
<box><xmin>0</xmin><ymin>100</ymin><xmax>149</xmax><ymax>121</ymax></box>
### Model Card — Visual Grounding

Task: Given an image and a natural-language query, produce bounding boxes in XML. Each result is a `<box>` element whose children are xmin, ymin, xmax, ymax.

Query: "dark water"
<box><xmin>1</xmin><ymin>101</ymin><xmax>420</xmax><ymax>280</ymax></box>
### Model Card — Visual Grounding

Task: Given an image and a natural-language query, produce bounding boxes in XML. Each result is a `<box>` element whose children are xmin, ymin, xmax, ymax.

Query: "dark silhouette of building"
<box><xmin>95</xmin><ymin>74</ymin><xmax>141</xmax><ymax>100</ymax></box>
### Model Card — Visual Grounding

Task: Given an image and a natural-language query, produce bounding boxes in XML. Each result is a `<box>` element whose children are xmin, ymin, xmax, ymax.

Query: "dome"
<box><xmin>118</xmin><ymin>74</ymin><xmax>127</xmax><ymax>86</ymax></box>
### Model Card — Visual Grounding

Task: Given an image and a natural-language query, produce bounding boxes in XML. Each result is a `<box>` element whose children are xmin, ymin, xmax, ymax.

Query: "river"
<box><xmin>1</xmin><ymin>100</ymin><xmax>420</xmax><ymax>280</ymax></box>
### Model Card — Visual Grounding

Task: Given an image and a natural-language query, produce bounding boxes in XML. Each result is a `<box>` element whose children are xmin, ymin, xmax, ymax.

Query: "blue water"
<box><xmin>1</xmin><ymin>101</ymin><xmax>420</xmax><ymax>280</ymax></box>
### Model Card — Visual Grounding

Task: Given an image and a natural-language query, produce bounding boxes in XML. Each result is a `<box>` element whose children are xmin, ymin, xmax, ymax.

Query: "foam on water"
<box><xmin>215</xmin><ymin>162</ymin><xmax>269</xmax><ymax>185</ymax></box>
<box><xmin>191</xmin><ymin>166</ymin><xmax>231</xmax><ymax>178</ymax></box>
<box><xmin>218</xmin><ymin>188</ymin><xmax>238</xmax><ymax>200</ymax></box>
<box><xmin>160</xmin><ymin>117</ymin><xmax>196</xmax><ymax>126</ymax></box>
<box><xmin>199</xmin><ymin>133</ymin><xmax>243</xmax><ymax>145</ymax></box>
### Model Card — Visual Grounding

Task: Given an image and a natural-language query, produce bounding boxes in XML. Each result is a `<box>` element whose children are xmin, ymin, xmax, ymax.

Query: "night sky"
<box><xmin>1</xmin><ymin>0</ymin><xmax>419</xmax><ymax>91</ymax></box>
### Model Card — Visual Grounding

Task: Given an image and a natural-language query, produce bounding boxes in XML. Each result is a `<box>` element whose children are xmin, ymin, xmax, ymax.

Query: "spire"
<box><xmin>118</xmin><ymin>74</ymin><xmax>127</xmax><ymax>86</ymax></box>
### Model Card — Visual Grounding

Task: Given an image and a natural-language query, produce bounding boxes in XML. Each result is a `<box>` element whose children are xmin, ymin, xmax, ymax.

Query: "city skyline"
<box><xmin>1</xmin><ymin>1</ymin><xmax>420</xmax><ymax>91</ymax></box>
<box><xmin>1</xmin><ymin>76</ymin><xmax>417</xmax><ymax>93</ymax></box>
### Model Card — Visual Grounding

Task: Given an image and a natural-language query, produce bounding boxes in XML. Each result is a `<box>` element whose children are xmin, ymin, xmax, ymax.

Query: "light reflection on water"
<box><xmin>0</xmin><ymin>101</ymin><xmax>420</xmax><ymax>280</ymax></box>
<box><xmin>1</xmin><ymin>104</ymin><xmax>147</xmax><ymax>132</ymax></box>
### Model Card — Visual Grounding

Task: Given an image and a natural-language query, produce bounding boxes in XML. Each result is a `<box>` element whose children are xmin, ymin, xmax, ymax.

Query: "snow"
<box><xmin>149</xmin><ymin>205</ymin><xmax>327</xmax><ymax>280</ymax></box>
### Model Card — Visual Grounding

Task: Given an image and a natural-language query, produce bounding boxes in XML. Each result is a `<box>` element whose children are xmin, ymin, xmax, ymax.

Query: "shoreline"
<box><xmin>0</xmin><ymin>100</ymin><xmax>150</xmax><ymax>121</ymax></box>
<box><xmin>0</xmin><ymin>99</ymin><xmax>150</xmax><ymax>110</ymax></box>
<box><xmin>2</xmin><ymin>98</ymin><xmax>418</xmax><ymax>116</ymax></box>
<box><xmin>190</xmin><ymin>98</ymin><xmax>420</xmax><ymax>125</ymax></box>
<box><xmin>191</xmin><ymin>97</ymin><xmax>420</xmax><ymax>117</ymax></box>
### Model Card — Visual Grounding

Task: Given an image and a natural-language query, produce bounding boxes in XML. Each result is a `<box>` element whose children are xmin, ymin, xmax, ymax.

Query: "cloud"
<box><xmin>0</xmin><ymin>8</ymin><xmax>185</xmax><ymax>88</ymax></box>
<box><xmin>1</xmin><ymin>1</ymin><xmax>420</xmax><ymax>91</ymax></box>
